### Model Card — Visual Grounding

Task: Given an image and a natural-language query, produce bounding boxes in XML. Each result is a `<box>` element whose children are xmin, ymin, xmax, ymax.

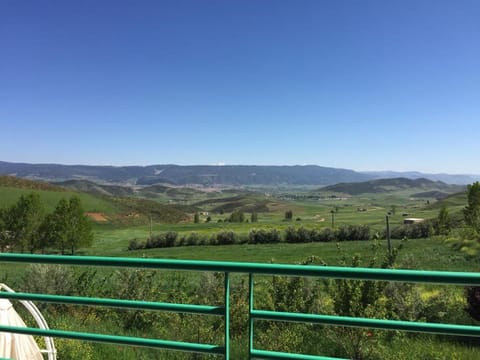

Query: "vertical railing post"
<box><xmin>224</xmin><ymin>272</ymin><xmax>230</xmax><ymax>360</ymax></box>
<box><xmin>248</xmin><ymin>273</ymin><xmax>254</xmax><ymax>359</ymax></box>
<box><xmin>386</xmin><ymin>214</ymin><xmax>391</xmax><ymax>256</ymax></box>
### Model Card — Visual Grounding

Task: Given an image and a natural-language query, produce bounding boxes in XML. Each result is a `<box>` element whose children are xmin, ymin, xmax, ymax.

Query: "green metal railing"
<box><xmin>0</xmin><ymin>253</ymin><xmax>479</xmax><ymax>359</ymax></box>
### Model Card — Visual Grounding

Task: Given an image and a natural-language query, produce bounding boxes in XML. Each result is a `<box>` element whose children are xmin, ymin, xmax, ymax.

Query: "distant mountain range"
<box><xmin>320</xmin><ymin>177</ymin><xmax>464</xmax><ymax>197</ymax></box>
<box><xmin>0</xmin><ymin>161</ymin><xmax>478</xmax><ymax>186</ymax></box>
<box><xmin>364</xmin><ymin>171</ymin><xmax>480</xmax><ymax>185</ymax></box>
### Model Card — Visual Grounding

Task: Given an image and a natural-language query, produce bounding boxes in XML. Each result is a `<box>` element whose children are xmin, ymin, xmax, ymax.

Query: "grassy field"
<box><xmin>105</xmin><ymin>237</ymin><xmax>479</xmax><ymax>272</ymax></box>
<box><xmin>1</xmin><ymin>180</ymin><xmax>479</xmax><ymax>360</ymax></box>
<box><xmin>0</xmin><ymin>186</ymin><xmax>120</xmax><ymax>214</ymax></box>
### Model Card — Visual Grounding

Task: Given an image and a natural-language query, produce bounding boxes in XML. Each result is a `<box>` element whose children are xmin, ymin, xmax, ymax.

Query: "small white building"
<box><xmin>403</xmin><ymin>218</ymin><xmax>425</xmax><ymax>225</ymax></box>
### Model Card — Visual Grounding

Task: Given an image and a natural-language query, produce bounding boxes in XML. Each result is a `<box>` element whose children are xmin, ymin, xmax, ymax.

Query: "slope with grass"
<box><xmin>55</xmin><ymin>179</ymin><xmax>135</xmax><ymax>197</ymax></box>
<box><xmin>0</xmin><ymin>177</ymin><xmax>190</xmax><ymax>224</ymax></box>
<box><xmin>320</xmin><ymin>177</ymin><xmax>463</xmax><ymax>196</ymax></box>
<box><xmin>0</xmin><ymin>185</ymin><xmax>119</xmax><ymax>215</ymax></box>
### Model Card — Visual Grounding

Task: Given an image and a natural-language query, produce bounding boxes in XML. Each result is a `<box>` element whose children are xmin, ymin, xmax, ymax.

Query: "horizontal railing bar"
<box><xmin>252</xmin><ymin>310</ymin><xmax>480</xmax><ymax>337</ymax></box>
<box><xmin>1</xmin><ymin>253</ymin><xmax>479</xmax><ymax>285</ymax></box>
<box><xmin>251</xmin><ymin>349</ymin><xmax>346</xmax><ymax>360</ymax></box>
<box><xmin>0</xmin><ymin>292</ymin><xmax>224</xmax><ymax>316</ymax></box>
<box><xmin>0</xmin><ymin>325</ymin><xmax>224</xmax><ymax>354</ymax></box>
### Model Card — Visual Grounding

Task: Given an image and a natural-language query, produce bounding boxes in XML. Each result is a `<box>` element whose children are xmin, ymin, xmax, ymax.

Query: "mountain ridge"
<box><xmin>319</xmin><ymin>177</ymin><xmax>464</xmax><ymax>195</ymax></box>
<box><xmin>1</xmin><ymin>161</ymin><xmax>478</xmax><ymax>186</ymax></box>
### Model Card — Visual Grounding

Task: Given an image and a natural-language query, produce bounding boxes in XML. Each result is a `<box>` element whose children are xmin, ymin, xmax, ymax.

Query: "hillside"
<box><xmin>0</xmin><ymin>177</ymin><xmax>189</xmax><ymax>224</ymax></box>
<box><xmin>319</xmin><ymin>177</ymin><xmax>463</xmax><ymax>195</ymax></box>
<box><xmin>193</xmin><ymin>194</ymin><xmax>274</xmax><ymax>213</ymax></box>
<box><xmin>410</xmin><ymin>190</ymin><xmax>450</xmax><ymax>200</ymax></box>
<box><xmin>431</xmin><ymin>191</ymin><xmax>468</xmax><ymax>209</ymax></box>
<box><xmin>0</xmin><ymin>175</ymin><xmax>67</xmax><ymax>192</ymax></box>
<box><xmin>55</xmin><ymin>179</ymin><xmax>135</xmax><ymax>197</ymax></box>
<box><xmin>363</xmin><ymin>170</ymin><xmax>480</xmax><ymax>185</ymax></box>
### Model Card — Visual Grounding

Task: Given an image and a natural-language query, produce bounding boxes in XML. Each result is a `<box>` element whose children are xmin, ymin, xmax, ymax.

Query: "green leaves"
<box><xmin>1</xmin><ymin>193</ymin><xmax>44</xmax><ymax>252</ymax></box>
<box><xmin>0</xmin><ymin>193</ymin><xmax>93</xmax><ymax>254</ymax></box>
<box><xmin>463</xmin><ymin>181</ymin><xmax>480</xmax><ymax>231</ymax></box>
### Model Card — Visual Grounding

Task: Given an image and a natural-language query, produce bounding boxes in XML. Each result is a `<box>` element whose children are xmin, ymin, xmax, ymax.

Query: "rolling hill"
<box><xmin>319</xmin><ymin>177</ymin><xmax>464</xmax><ymax>196</ymax></box>
<box><xmin>0</xmin><ymin>175</ymin><xmax>67</xmax><ymax>192</ymax></box>
<box><xmin>0</xmin><ymin>176</ymin><xmax>190</xmax><ymax>224</ymax></box>
<box><xmin>55</xmin><ymin>179</ymin><xmax>135</xmax><ymax>197</ymax></box>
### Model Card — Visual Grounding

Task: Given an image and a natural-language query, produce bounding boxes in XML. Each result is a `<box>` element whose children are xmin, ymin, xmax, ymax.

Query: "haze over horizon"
<box><xmin>1</xmin><ymin>1</ymin><xmax>479</xmax><ymax>174</ymax></box>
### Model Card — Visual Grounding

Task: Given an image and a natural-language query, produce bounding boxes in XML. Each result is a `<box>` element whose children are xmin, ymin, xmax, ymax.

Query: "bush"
<box><xmin>248</xmin><ymin>229</ymin><xmax>281</xmax><ymax>244</ymax></box>
<box><xmin>336</xmin><ymin>225</ymin><xmax>371</xmax><ymax>241</ymax></box>
<box><xmin>145</xmin><ymin>231</ymin><xmax>178</xmax><ymax>248</ymax></box>
<box><xmin>315</xmin><ymin>228</ymin><xmax>336</xmax><ymax>242</ymax></box>
<box><xmin>229</xmin><ymin>211</ymin><xmax>245</xmax><ymax>223</ymax></box>
<box><xmin>127</xmin><ymin>238</ymin><xmax>144</xmax><ymax>250</ymax></box>
<box><xmin>390</xmin><ymin>222</ymin><xmax>433</xmax><ymax>239</ymax></box>
<box><xmin>216</xmin><ymin>230</ymin><xmax>237</xmax><ymax>245</ymax></box>
<box><xmin>285</xmin><ymin>225</ymin><xmax>371</xmax><ymax>243</ymax></box>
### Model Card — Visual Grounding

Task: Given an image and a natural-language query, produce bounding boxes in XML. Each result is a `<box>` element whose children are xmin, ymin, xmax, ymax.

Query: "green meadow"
<box><xmin>1</xmin><ymin>178</ymin><xmax>479</xmax><ymax>359</ymax></box>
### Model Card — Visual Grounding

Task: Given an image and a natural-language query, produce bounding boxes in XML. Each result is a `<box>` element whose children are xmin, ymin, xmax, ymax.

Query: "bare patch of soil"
<box><xmin>85</xmin><ymin>212</ymin><xmax>109</xmax><ymax>222</ymax></box>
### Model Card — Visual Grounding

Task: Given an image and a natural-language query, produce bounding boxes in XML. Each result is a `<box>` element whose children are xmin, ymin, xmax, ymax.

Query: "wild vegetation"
<box><xmin>1</xmin><ymin>176</ymin><xmax>480</xmax><ymax>359</ymax></box>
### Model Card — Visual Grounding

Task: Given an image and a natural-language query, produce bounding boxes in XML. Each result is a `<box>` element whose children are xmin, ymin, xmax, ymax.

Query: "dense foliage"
<box><xmin>128</xmin><ymin>225</ymin><xmax>374</xmax><ymax>250</ymax></box>
<box><xmin>0</xmin><ymin>193</ymin><xmax>93</xmax><ymax>254</ymax></box>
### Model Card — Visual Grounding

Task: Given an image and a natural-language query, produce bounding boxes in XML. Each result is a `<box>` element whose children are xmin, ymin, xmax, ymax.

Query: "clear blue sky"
<box><xmin>1</xmin><ymin>0</ymin><xmax>479</xmax><ymax>173</ymax></box>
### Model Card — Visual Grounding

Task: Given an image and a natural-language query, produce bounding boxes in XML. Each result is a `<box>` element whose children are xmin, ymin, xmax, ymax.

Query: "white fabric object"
<box><xmin>0</xmin><ymin>299</ymin><xmax>43</xmax><ymax>360</ymax></box>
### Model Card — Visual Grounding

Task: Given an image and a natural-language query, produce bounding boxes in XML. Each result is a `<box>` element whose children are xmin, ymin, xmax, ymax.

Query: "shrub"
<box><xmin>229</xmin><ymin>211</ymin><xmax>245</xmax><ymax>223</ymax></box>
<box><xmin>248</xmin><ymin>229</ymin><xmax>281</xmax><ymax>244</ymax></box>
<box><xmin>336</xmin><ymin>225</ymin><xmax>370</xmax><ymax>241</ymax></box>
<box><xmin>390</xmin><ymin>222</ymin><xmax>433</xmax><ymax>239</ymax></box>
<box><xmin>185</xmin><ymin>232</ymin><xmax>201</xmax><ymax>246</ymax></box>
<box><xmin>317</xmin><ymin>228</ymin><xmax>336</xmax><ymax>242</ymax></box>
<box><xmin>127</xmin><ymin>238</ymin><xmax>144</xmax><ymax>250</ymax></box>
<box><xmin>216</xmin><ymin>230</ymin><xmax>237</xmax><ymax>245</ymax></box>
<box><xmin>145</xmin><ymin>231</ymin><xmax>178</xmax><ymax>248</ymax></box>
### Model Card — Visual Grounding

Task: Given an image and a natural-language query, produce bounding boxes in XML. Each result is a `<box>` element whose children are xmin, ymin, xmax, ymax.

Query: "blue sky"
<box><xmin>1</xmin><ymin>0</ymin><xmax>479</xmax><ymax>173</ymax></box>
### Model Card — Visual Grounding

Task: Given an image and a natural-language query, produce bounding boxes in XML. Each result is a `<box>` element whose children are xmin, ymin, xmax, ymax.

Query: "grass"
<box><xmin>1</xmin><ymin>178</ymin><xmax>478</xmax><ymax>359</ymax></box>
<box><xmin>0</xmin><ymin>186</ymin><xmax>120</xmax><ymax>214</ymax></box>
<box><xmin>83</xmin><ymin>236</ymin><xmax>480</xmax><ymax>272</ymax></box>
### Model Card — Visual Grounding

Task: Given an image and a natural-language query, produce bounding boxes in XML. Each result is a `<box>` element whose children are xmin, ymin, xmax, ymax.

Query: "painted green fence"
<box><xmin>0</xmin><ymin>253</ymin><xmax>479</xmax><ymax>359</ymax></box>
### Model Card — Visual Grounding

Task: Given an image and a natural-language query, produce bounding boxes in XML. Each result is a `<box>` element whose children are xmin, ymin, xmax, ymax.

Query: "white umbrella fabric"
<box><xmin>0</xmin><ymin>298</ymin><xmax>44</xmax><ymax>360</ymax></box>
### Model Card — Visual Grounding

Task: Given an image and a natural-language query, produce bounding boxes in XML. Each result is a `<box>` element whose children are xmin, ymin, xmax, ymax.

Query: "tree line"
<box><xmin>128</xmin><ymin>224</ymin><xmax>373</xmax><ymax>250</ymax></box>
<box><xmin>0</xmin><ymin>193</ymin><xmax>93</xmax><ymax>254</ymax></box>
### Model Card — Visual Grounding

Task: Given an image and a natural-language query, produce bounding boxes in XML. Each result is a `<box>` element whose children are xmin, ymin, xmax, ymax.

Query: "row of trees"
<box><xmin>128</xmin><ymin>224</ymin><xmax>375</xmax><ymax>250</ymax></box>
<box><xmin>0</xmin><ymin>193</ymin><xmax>93</xmax><ymax>254</ymax></box>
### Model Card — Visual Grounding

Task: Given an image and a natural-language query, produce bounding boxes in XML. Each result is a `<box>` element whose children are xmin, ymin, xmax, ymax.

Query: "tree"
<box><xmin>284</xmin><ymin>210</ymin><xmax>293</xmax><ymax>221</ymax></box>
<box><xmin>47</xmin><ymin>197</ymin><xmax>93</xmax><ymax>254</ymax></box>
<box><xmin>229</xmin><ymin>211</ymin><xmax>245</xmax><ymax>223</ymax></box>
<box><xmin>194</xmin><ymin>212</ymin><xmax>200</xmax><ymax>224</ymax></box>
<box><xmin>250</xmin><ymin>212</ymin><xmax>258</xmax><ymax>223</ymax></box>
<box><xmin>449</xmin><ymin>182</ymin><xmax>480</xmax><ymax>258</ymax></box>
<box><xmin>463</xmin><ymin>181</ymin><xmax>480</xmax><ymax>231</ymax></box>
<box><xmin>390</xmin><ymin>205</ymin><xmax>397</xmax><ymax>216</ymax></box>
<box><xmin>50</xmin><ymin>198</ymin><xmax>70</xmax><ymax>253</ymax></box>
<box><xmin>0</xmin><ymin>209</ymin><xmax>12</xmax><ymax>252</ymax></box>
<box><xmin>437</xmin><ymin>205</ymin><xmax>451</xmax><ymax>236</ymax></box>
<box><xmin>65</xmin><ymin>196</ymin><xmax>93</xmax><ymax>255</ymax></box>
<box><xmin>3</xmin><ymin>193</ymin><xmax>44</xmax><ymax>252</ymax></box>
